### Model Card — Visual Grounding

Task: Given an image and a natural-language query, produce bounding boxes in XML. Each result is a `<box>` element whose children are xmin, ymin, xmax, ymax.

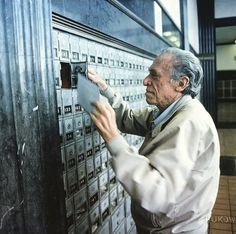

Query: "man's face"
<box><xmin>143</xmin><ymin>54</ymin><xmax>181</xmax><ymax>110</ymax></box>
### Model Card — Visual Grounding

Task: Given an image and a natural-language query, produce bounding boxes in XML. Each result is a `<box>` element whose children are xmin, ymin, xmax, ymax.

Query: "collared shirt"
<box><xmin>151</xmin><ymin>96</ymin><xmax>182</xmax><ymax>130</ymax></box>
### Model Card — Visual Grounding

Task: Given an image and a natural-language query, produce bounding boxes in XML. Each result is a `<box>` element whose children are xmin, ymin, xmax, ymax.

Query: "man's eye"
<box><xmin>150</xmin><ymin>73</ymin><xmax>158</xmax><ymax>79</ymax></box>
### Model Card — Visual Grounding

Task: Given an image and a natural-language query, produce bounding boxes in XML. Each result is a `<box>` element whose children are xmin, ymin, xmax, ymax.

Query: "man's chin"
<box><xmin>145</xmin><ymin>98</ymin><xmax>154</xmax><ymax>105</ymax></box>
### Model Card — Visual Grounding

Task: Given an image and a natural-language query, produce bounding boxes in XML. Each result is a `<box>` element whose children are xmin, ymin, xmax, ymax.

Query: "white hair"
<box><xmin>158</xmin><ymin>47</ymin><xmax>203</xmax><ymax>98</ymax></box>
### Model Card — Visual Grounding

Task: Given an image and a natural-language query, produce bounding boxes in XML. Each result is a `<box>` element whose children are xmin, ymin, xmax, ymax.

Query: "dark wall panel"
<box><xmin>0</xmin><ymin>1</ymin><xmax>66</xmax><ymax>233</ymax></box>
<box><xmin>197</xmin><ymin>0</ymin><xmax>217</xmax><ymax>122</ymax></box>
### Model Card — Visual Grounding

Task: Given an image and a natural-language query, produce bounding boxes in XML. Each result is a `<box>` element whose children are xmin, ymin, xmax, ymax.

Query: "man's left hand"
<box><xmin>90</xmin><ymin>100</ymin><xmax>120</xmax><ymax>142</ymax></box>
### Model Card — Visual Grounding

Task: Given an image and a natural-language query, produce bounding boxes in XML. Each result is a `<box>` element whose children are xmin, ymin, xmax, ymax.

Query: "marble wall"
<box><xmin>51</xmin><ymin>0</ymin><xmax>170</xmax><ymax>55</ymax></box>
<box><xmin>118</xmin><ymin>0</ymin><xmax>155</xmax><ymax>28</ymax></box>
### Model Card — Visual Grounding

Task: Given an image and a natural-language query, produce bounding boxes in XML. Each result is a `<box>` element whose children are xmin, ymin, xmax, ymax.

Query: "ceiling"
<box><xmin>215</xmin><ymin>25</ymin><xmax>236</xmax><ymax>44</ymax></box>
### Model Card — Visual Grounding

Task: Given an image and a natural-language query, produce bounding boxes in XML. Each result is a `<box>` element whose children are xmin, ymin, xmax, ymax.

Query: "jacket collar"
<box><xmin>151</xmin><ymin>95</ymin><xmax>193</xmax><ymax>137</ymax></box>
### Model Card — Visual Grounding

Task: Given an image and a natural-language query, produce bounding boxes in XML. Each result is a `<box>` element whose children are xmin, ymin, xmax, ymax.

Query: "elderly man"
<box><xmin>88</xmin><ymin>47</ymin><xmax>220</xmax><ymax>234</ymax></box>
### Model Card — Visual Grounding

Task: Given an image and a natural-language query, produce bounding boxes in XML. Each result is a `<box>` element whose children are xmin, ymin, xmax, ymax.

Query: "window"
<box><xmin>154</xmin><ymin>0</ymin><xmax>182</xmax><ymax>48</ymax></box>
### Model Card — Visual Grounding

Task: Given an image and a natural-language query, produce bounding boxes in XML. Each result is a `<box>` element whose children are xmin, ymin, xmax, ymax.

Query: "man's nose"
<box><xmin>143</xmin><ymin>75</ymin><xmax>151</xmax><ymax>86</ymax></box>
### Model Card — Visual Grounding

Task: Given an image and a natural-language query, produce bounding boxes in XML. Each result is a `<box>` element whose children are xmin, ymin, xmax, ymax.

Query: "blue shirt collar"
<box><xmin>153</xmin><ymin>96</ymin><xmax>182</xmax><ymax>127</ymax></box>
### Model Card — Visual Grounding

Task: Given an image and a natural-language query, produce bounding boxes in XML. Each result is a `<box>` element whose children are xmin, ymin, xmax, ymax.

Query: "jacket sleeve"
<box><xmin>103</xmin><ymin>87</ymin><xmax>153</xmax><ymax>136</ymax></box>
<box><xmin>106</xmin><ymin>120</ymin><xmax>201</xmax><ymax>214</ymax></box>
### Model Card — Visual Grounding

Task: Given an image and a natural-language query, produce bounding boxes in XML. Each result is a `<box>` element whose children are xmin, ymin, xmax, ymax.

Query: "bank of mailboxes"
<box><xmin>53</xmin><ymin>29</ymin><xmax>152</xmax><ymax>233</ymax></box>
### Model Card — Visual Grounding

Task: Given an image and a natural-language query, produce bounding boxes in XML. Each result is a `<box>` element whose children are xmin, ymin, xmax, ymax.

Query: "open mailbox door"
<box><xmin>72</xmin><ymin>62</ymin><xmax>100</xmax><ymax>113</ymax></box>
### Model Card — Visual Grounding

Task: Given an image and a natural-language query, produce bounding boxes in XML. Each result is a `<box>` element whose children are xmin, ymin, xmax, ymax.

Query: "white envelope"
<box><xmin>77</xmin><ymin>74</ymin><xmax>100</xmax><ymax>113</ymax></box>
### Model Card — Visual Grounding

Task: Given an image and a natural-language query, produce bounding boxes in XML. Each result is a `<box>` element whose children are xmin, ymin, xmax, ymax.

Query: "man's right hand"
<box><xmin>88</xmin><ymin>68</ymin><xmax>108</xmax><ymax>92</ymax></box>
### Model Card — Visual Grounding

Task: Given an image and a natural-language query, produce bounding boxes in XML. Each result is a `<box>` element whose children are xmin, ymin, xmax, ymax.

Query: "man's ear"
<box><xmin>175</xmin><ymin>76</ymin><xmax>190</xmax><ymax>92</ymax></box>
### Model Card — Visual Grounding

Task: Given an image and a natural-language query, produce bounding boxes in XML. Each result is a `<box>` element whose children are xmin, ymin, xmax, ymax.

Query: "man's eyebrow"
<box><xmin>149</xmin><ymin>68</ymin><xmax>159</xmax><ymax>75</ymax></box>
<box><xmin>148</xmin><ymin>68</ymin><xmax>155</xmax><ymax>72</ymax></box>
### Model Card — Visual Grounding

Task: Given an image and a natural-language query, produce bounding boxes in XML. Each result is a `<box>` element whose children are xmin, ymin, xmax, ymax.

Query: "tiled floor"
<box><xmin>209</xmin><ymin>176</ymin><xmax>236</xmax><ymax>233</ymax></box>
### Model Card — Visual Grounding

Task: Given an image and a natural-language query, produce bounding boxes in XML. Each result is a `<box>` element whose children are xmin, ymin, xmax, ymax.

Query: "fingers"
<box><xmin>88</xmin><ymin>68</ymin><xmax>101</xmax><ymax>81</ymax></box>
<box><xmin>90</xmin><ymin>105</ymin><xmax>108</xmax><ymax>134</ymax></box>
<box><xmin>104</xmin><ymin>100</ymin><xmax>114</xmax><ymax>112</ymax></box>
<box><xmin>92</xmin><ymin>100</ymin><xmax>114</xmax><ymax>117</ymax></box>
<box><xmin>94</xmin><ymin>101</ymin><xmax>106</xmax><ymax>113</ymax></box>
<box><xmin>90</xmin><ymin>101</ymin><xmax>119</xmax><ymax>142</ymax></box>
<box><xmin>87</xmin><ymin>68</ymin><xmax>108</xmax><ymax>91</ymax></box>
<box><xmin>87</xmin><ymin>69</ymin><xmax>98</xmax><ymax>82</ymax></box>
<box><xmin>91</xmin><ymin>101</ymin><xmax>115</xmax><ymax>129</ymax></box>
<box><xmin>88</xmin><ymin>68</ymin><xmax>96</xmax><ymax>75</ymax></box>
<box><xmin>90</xmin><ymin>112</ymin><xmax>105</xmax><ymax>131</ymax></box>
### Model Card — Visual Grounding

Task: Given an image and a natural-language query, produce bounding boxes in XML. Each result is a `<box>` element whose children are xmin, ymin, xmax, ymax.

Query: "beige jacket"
<box><xmin>104</xmin><ymin>87</ymin><xmax>220</xmax><ymax>234</ymax></box>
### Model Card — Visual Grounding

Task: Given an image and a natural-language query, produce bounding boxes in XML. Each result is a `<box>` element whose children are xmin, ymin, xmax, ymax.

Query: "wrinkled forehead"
<box><xmin>150</xmin><ymin>53</ymin><xmax>175</xmax><ymax>71</ymax></box>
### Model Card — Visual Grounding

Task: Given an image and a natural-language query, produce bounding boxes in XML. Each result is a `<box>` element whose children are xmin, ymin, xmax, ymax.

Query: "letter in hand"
<box><xmin>77</xmin><ymin>70</ymin><xmax>100</xmax><ymax>113</ymax></box>
<box><xmin>88</xmin><ymin>68</ymin><xmax>108</xmax><ymax>92</ymax></box>
<box><xmin>90</xmin><ymin>100</ymin><xmax>120</xmax><ymax>142</ymax></box>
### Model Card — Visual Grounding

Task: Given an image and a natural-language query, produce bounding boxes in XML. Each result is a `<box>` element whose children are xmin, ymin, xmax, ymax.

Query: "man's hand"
<box><xmin>91</xmin><ymin>100</ymin><xmax>120</xmax><ymax>142</ymax></box>
<box><xmin>88</xmin><ymin>68</ymin><xmax>108</xmax><ymax>92</ymax></box>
